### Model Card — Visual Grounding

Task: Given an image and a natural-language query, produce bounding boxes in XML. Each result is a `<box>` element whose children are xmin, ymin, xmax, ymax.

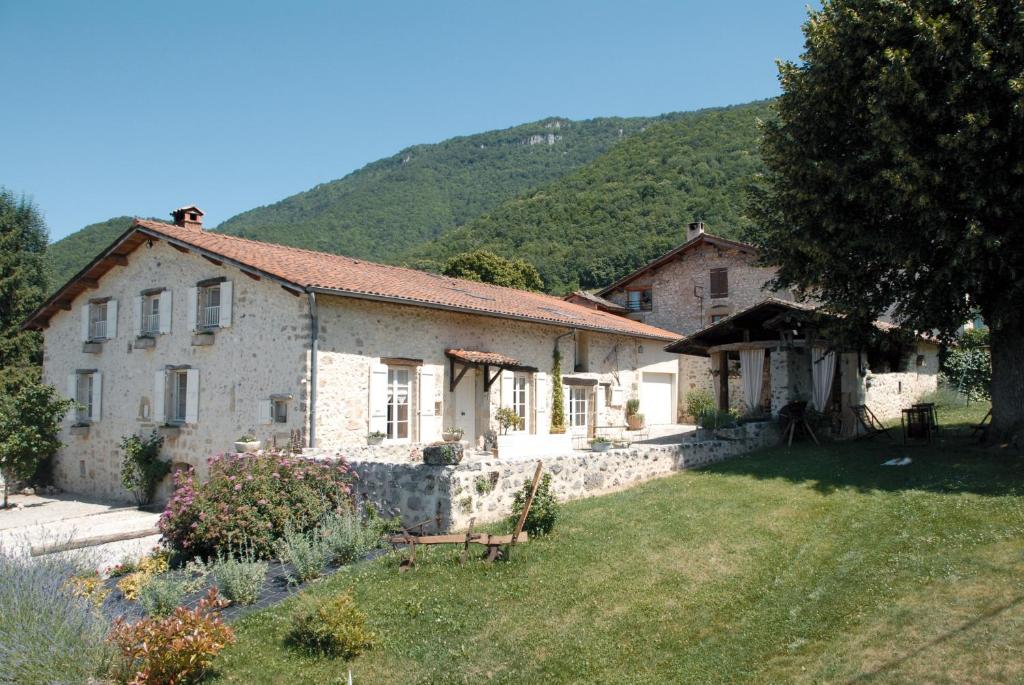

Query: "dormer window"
<box><xmin>626</xmin><ymin>287</ymin><xmax>653</xmax><ymax>312</ymax></box>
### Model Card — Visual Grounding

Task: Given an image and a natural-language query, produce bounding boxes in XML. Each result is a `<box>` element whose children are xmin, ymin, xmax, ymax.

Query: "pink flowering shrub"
<box><xmin>159</xmin><ymin>452</ymin><xmax>355</xmax><ymax>560</ymax></box>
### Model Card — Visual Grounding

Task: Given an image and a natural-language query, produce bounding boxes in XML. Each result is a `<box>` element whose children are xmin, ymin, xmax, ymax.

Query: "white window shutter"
<box><xmin>419</xmin><ymin>367</ymin><xmax>435</xmax><ymax>417</ymax></box>
<box><xmin>500</xmin><ymin>369</ymin><xmax>514</xmax><ymax>408</ymax></box>
<box><xmin>90</xmin><ymin>372</ymin><xmax>102</xmax><ymax>421</ymax></box>
<box><xmin>133</xmin><ymin>296</ymin><xmax>143</xmax><ymax>337</ymax></box>
<box><xmin>67</xmin><ymin>374</ymin><xmax>77</xmax><ymax>403</ymax></box>
<box><xmin>158</xmin><ymin>290</ymin><xmax>172</xmax><ymax>334</ymax></box>
<box><xmin>187</xmin><ymin>287</ymin><xmax>198</xmax><ymax>331</ymax></box>
<box><xmin>611</xmin><ymin>386</ymin><xmax>625</xmax><ymax>407</ymax></box>
<box><xmin>184</xmin><ymin>369</ymin><xmax>199</xmax><ymax>424</ymax></box>
<box><xmin>535</xmin><ymin>372</ymin><xmax>548</xmax><ymax>416</ymax></box>
<box><xmin>106</xmin><ymin>299</ymin><xmax>118</xmax><ymax>339</ymax></box>
<box><xmin>219</xmin><ymin>281</ymin><xmax>233</xmax><ymax>328</ymax></box>
<box><xmin>368</xmin><ymin>363</ymin><xmax>388</xmax><ymax>434</ymax></box>
<box><xmin>258</xmin><ymin>399</ymin><xmax>273</xmax><ymax>424</ymax></box>
<box><xmin>81</xmin><ymin>303</ymin><xmax>91</xmax><ymax>341</ymax></box>
<box><xmin>153</xmin><ymin>371</ymin><xmax>166</xmax><ymax>423</ymax></box>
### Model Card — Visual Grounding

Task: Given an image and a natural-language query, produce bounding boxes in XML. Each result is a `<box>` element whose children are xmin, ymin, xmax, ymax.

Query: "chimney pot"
<box><xmin>171</xmin><ymin>205</ymin><xmax>204</xmax><ymax>230</ymax></box>
<box><xmin>687</xmin><ymin>221</ymin><xmax>705</xmax><ymax>241</ymax></box>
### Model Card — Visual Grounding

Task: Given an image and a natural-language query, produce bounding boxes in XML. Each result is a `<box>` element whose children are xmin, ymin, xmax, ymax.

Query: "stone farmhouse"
<box><xmin>24</xmin><ymin>207</ymin><xmax>681</xmax><ymax>502</ymax></box>
<box><xmin>590</xmin><ymin>222</ymin><xmax>939</xmax><ymax>432</ymax></box>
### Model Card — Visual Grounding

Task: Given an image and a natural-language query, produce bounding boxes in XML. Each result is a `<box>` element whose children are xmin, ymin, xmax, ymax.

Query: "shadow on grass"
<box><xmin>704</xmin><ymin>422</ymin><xmax>1024</xmax><ymax>498</ymax></box>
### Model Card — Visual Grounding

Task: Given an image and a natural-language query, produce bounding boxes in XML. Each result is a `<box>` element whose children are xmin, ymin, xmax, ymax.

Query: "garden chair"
<box><xmin>850</xmin><ymin>405</ymin><xmax>894</xmax><ymax>441</ymax></box>
<box><xmin>389</xmin><ymin>461</ymin><xmax>543</xmax><ymax>571</ymax></box>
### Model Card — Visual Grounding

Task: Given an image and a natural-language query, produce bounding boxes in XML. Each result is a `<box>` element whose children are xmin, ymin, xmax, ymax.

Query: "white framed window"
<box><xmin>512</xmin><ymin>373</ymin><xmax>529</xmax><ymax>432</ymax></box>
<box><xmin>273</xmin><ymin>398</ymin><xmax>288</xmax><ymax>423</ymax></box>
<box><xmin>386</xmin><ymin>367</ymin><xmax>411</xmax><ymax>441</ymax></box>
<box><xmin>569</xmin><ymin>387</ymin><xmax>589</xmax><ymax>428</ymax></box>
<box><xmin>89</xmin><ymin>302</ymin><xmax>108</xmax><ymax>340</ymax></box>
<box><xmin>68</xmin><ymin>371</ymin><xmax>101</xmax><ymax>424</ymax></box>
<box><xmin>198</xmin><ymin>284</ymin><xmax>220</xmax><ymax>329</ymax></box>
<box><xmin>142</xmin><ymin>294</ymin><xmax>160</xmax><ymax>335</ymax></box>
<box><xmin>154</xmin><ymin>367</ymin><xmax>198</xmax><ymax>425</ymax></box>
<box><xmin>81</xmin><ymin>300</ymin><xmax>117</xmax><ymax>342</ymax></box>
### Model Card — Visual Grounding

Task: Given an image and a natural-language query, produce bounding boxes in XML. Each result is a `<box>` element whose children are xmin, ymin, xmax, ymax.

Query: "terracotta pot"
<box><xmin>626</xmin><ymin>415</ymin><xmax>645</xmax><ymax>431</ymax></box>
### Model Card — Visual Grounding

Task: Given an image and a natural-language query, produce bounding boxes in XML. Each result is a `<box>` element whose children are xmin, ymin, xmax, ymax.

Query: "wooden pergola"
<box><xmin>444</xmin><ymin>348</ymin><xmax>537</xmax><ymax>392</ymax></box>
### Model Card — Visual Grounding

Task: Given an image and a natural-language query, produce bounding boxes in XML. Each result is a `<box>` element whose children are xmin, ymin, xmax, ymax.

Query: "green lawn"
<box><xmin>212</xmin><ymin>403</ymin><xmax>1024</xmax><ymax>684</ymax></box>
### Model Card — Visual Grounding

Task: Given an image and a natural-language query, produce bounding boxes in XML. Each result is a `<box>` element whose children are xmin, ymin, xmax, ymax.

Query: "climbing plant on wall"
<box><xmin>550</xmin><ymin>347</ymin><xmax>565</xmax><ymax>433</ymax></box>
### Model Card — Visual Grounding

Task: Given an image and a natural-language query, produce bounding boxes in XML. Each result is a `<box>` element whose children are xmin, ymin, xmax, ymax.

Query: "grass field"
<box><xmin>211</xmin><ymin>402</ymin><xmax>1024</xmax><ymax>684</ymax></box>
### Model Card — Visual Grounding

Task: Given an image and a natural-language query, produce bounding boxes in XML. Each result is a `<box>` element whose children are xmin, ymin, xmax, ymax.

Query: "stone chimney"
<box><xmin>687</xmin><ymin>221</ymin><xmax>705</xmax><ymax>242</ymax></box>
<box><xmin>171</xmin><ymin>205</ymin><xmax>204</xmax><ymax>230</ymax></box>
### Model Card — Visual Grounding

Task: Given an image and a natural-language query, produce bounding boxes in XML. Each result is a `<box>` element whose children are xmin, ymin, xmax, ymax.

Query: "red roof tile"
<box><xmin>26</xmin><ymin>218</ymin><xmax>679</xmax><ymax>341</ymax></box>
<box><xmin>446</xmin><ymin>349</ymin><xmax>528</xmax><ymax>367</ymax></box>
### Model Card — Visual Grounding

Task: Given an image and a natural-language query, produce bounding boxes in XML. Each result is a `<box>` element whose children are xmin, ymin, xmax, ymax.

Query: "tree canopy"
<box><xmin>0</xmin><ymin>189</ymin><xmax>48</xmax><ymax>393</ymax></box>
<box><xmin>441</xmin><ymin>250</ymin><xmax>543</xmax><ymax>291</ymax></box>
<box><xmin>751</xmin><ymin>0</ymin><xmax>1024</xmax><ymax>442</ymax></box>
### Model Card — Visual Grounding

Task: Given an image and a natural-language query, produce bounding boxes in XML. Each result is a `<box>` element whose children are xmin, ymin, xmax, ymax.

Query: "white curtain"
<box><xmin>739</xmin><ymin>349</ymin><xmax>765</xmax><ymax>414</ymax></box>
<box><xmin>811</xmin><ymin>346</ymin><xmax>837</xmax><ymax>412</ymax></box>
<box><xmin>710</xmin><ymin>354</ymin><xmax>722</xmax><ymax>406</ymax></box>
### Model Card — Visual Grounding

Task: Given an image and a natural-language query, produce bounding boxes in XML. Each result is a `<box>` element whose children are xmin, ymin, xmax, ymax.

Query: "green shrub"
<box><xmin>275</xmin><ymin>527</ymin><xmax>328</xmax><ymax>584</ymax></box>
<box><xmin>941</xmin><ymin>332</ymin><xmax>991</xmax><ymax>402</ymax></box>
<box><xmin>120</xmin><ymin>430</ymin><xmax>169</xmax><ymax>506</ymax></box>
<box><xmin>287</xmin><ymin>592</ymin><xmax>377</xmax><ymax>659</ymax></box>
<box><xmin>0</xmin><ymin>382</ymin><xmax>73</xmax><ymax>509</ymax></box>
<box><xmin>212</xmin><ymin>553</ymin><xmax>267</xmax><ymax>606</ymax></box>
<box><xmin>918</xmin><ymin>385</ymin><xmax>969</xmax><ymax>410</ymax></box>
<box><xmin>625</xmin><ymin>398</ymin><xmax>641</xmax><ymax>417</ymax></box>
<box><xmin>138</xmin><ymin>572</ymin><xmax>187</xmax><ymax>618</ymax></box>
<box><xmin>319</xmin><ymin>510</ymin><xmax>381</xmax><ymax>565</ymax></box>
<box><xmin>698</xmin><ymin>408</ymin><xmax>738</xmax><ymax>430</ymax></box>
<box><xmin>159</xmin><ymin>452</ymin><xmax>355</xmax><ymax>560</ymax></box>
<box><xmin>685</xmin><ymin>389</ymin><xmax>715</xmax><ymax>420</ymax></box>
<box><xmin>509</xmin><ymin>473</ymin><xmax>558</xmax><ymax>537</ymax></box>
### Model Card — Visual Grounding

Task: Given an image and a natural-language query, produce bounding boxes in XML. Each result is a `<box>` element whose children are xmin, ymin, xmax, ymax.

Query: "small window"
<box><xmin>386</xmin><ymin>367</ymin><xmax>411</xmax><ymax>441</ymax></box>
<box><xmin>197</xmin><ymin>284</ymin><xmax>221</xmax><ymax>329</ymax></box>
<box><xmin>709</xmin><ymin>268</ymin><xmax>729</xmax><ymax>299</ymax></box>
<box><xmin>569</xmin><ymin>387</ymin><xmax>589</xmax><ymax>428</ymax></box>
<box><xmin>168</xmin><ymin>369</ymin><xmax>189</xmax><ymax>424</ymax></box>
<box><xmin>626</xmin><ymin>287</ymin><xmax>653</xmax><ymax>312</ymax></box>
<box><xmin>574</xmin><ymin>332</ymin><xmax>590</xmax><ymax>372</ymax></box>
<box><xmin>75</xmin><ymin>372</ymin><xmax>95</xmax><ymax>423</ymax></box>
<box><xmin>273</xmin><ymin>398</ymin><xmax>288</xmax><ymax>423</ymax></box>
<box><xmin>89</xmin><ymin>302</ymin><xmax>108</xmax><ymax>340</ymax></box>
<box><xmin>142</xmin><ymin>294</ymin><xmax>160</xmax><ymax>335</ymax></box>
<box><xmin>512</xmin><ymin>373</ymin><xmax>529</xmax><ymax>432</ymax></box>
<box><xmin>710</xmin><ymin>314</ymin><xmax>726</xmax><ymax>324</ymax></box>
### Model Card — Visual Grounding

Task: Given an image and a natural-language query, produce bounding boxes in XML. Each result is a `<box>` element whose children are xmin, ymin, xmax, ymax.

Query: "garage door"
<box><xmin>641</xmin><ymin>373</ymin><xmax>675</xmax><ymax>425</ymax></box>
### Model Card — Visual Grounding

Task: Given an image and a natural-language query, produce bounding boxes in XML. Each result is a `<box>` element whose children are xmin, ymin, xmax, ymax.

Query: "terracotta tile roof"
<box><xmin>563</xmin><ymin>290</ymin><xmax>627</xmax><ymax>312</ymax></box>
<box><xmin>26</xmin><ymin>218</ymin><xmax>678</xmax><ymax>341</ymax></box>
<box><xmin>446</xmin><ymin>349</ymin><xmax>525</xmax><ymax>367</ymax></box>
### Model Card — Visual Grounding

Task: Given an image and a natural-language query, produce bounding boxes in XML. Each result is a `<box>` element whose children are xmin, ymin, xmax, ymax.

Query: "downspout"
<box><xmin>307</xmin><ymin>291</ymin><xmax>319</xmax><ymax>449</ymax></box>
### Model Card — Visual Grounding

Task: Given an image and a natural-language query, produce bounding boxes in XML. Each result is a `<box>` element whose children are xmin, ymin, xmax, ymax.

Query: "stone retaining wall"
<box><xmin>346</xmin><ymin>421</ymin><xmax>780</xmax><ymax>531</ymax></box>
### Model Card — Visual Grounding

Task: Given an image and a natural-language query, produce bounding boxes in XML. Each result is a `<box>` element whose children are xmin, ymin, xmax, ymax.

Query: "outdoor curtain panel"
<box><xmin>739</xmin><ymin>349</ymin><xmax>765</xmax><ymax>414</ymax></box>
<box><xmin>812</xmin><ymin>346</ymin><xmax>837</xmax><ymax>412</ymax></box>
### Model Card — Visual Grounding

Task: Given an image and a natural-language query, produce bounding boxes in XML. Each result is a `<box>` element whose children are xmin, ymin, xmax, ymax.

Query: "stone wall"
<box><xmin>42</xmin><ymin>239</ymin><xmax>311</xmax><ymax>502</ymax></box>
<box><xmin>864</xmin><ymin>343</ymin><xmax>940</xmax><ymax>419</ymax></box>
<box><xmin>346</xmin><ymin>421</ymin><xmax>780</xmax><ymax>531</ymax></box>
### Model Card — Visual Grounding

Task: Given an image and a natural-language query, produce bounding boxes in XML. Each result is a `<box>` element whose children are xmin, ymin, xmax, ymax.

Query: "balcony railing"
<box><xmin>625</xmin><ymin>301</ymin><xmax>653</xmax><ymax>313</ymax></box>
<box><xmin>199</xmin><ymin>305</ymin><xmax>220</xmax><ymax>329</ymax></box>
<box><xmin>89</xmin><ymin>319</ymin><xmax>107</xmax><ymax>340</ymax></box>
<box><xmin>142</xmin><ymin>313</ymin><xmax>159</xmax><ymax>335</ymax></box>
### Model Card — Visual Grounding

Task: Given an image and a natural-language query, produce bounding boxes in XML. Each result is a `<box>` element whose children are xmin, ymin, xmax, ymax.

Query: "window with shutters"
<box><xmin>386</xmin><ymin>367</ymin><xmax>411</xmax><ymax>441</ymax></box>
<box><xmin>142</xmin><ymin>294</ymin><xmax>160</xmax><ymax>335</ymax></box>
<box><xmin>273</xmin><ymin>398</ymin><xmax>288</xmax><ymax>423</ymax></box>
<box><xmin>89</xmin><ymin>302</ymin><xmax>108</xmax><ymax>340</ymax></box>
<box><xmin>626</xmin><ymin>287</ymin><xmax>653</xmax><ymax>312</ymax></box>
<box><xmin>511</xmin><ymin>373</ymin><xmax>529</xmax><ymax>432</ymax></box>
<box><xmin>197</xmin><ymin>284</ymin><xmax>221</xmax><ymax>329</ymax></box>
<box><xmin>168</xmin><ymin>370</ymin><xmax>189</xmax><ymax>424</ymax></box>
<box><xmin>75</xmin><ymin>372</ymin><xmax>95</xmax><ymax>424</ymax></box>
<box><xmin>709</xmin><ymin>268</ymin><xmax>729</xmax><ymax>299</ymax></box>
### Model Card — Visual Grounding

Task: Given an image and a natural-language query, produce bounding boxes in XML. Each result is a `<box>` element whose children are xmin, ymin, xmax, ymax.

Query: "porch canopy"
<box><xmin>664</xmin><ymin>298</ymin><xmax>834</xmax><ymax>412</ymax></box>
<box><xmin>445</xmin><ymin>348</ymin><xmax>537</xmax><ymax>392</ymax></box>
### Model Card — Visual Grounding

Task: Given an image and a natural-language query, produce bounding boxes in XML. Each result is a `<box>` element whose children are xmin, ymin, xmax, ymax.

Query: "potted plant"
<box><xmin>442</xmin><ymin>426</ymin><xmax>464</xmax><ymax>443</ymax></box>
<box><xmin>233</xmin><ymin>434</ymin><xmax>261</xmax><ymax>453</ymax></box>
<box><xmin>625</xmin><ymin>399</ymin><xmax>645</xmax><ymax>431</ymax></box>
<box><xmin>367</xmin><ymin>431</ymin><xmax>386</xmax><ymax>446</ymax></box>
<box><xmin>590</xmin><ymin>436</ymin><xmax>612</xmax><ymax>452</ymax></box>
<box><xmin>495</xmin><ymin>407</ymin><xmax>523</xmax><ymax>435</ymax></box>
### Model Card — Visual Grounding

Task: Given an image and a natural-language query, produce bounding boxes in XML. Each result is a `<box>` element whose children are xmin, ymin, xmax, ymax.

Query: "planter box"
<box><xmin>234</xmin><ymin>441</ymin><xmax>261</xmax><ymax>454</ymax></box>
<box><xmin>191</xmin><ymin>333</ymin><xmax>215</xmax><ymax>347</ymax></box>
<box><xmin>366</xmin><ymin>435</ymin><xmax>385</xmax><ymax>446</ymax></box>
<box><xmin>133</xmin><ymin>336</ymin><xmax>155</xmax><ymax>349</ymax></box>
<box><xmin>590</xmin><ymin>442</ymin><xmax>612</xmax><ymax>452</ymax></box>
<box><xmin>81</xmin><ymin>341</ymin><xmax>102</xmax><ymax>354</ymax></box>
<box><xmin>496</xmin><ymin>432</ymin><xmax>573</xmax><ymax>458</ymax></box>
<box><xmin>423</xmin><ymin>442</ymin><xmax>464</xmax><ymax>465</ymax></box>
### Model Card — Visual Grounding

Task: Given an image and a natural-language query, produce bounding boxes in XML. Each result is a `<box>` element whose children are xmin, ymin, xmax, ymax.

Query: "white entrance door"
<box><xmin>453</xmin><ymin>372</ymin><xmax>476</xmax><ymax>441</ymax></box>
<box><xmin>641</xmin><ymin>372</ymin><xmax>675</xmax><ymax>424</ymax></box>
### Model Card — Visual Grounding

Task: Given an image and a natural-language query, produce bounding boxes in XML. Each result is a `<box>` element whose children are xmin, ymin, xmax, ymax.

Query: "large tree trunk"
<box><xmin>989</xmin><ymin>319</ymin><xmax>1024</xmax><ymax>447</ymax></box>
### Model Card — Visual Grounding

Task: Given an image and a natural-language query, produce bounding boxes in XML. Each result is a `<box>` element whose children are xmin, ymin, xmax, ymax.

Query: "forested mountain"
<box><xmin>215</xmin><ymin>115</ymin><xmax>682</xmax><ymax>259</ymax></box>
<box><xmin>407</xmin><ymin>101</ymin><xmax>772</xmax><ymax>293</ymax></box>
<box><xmin>44</xmin><ymin>101</ymin><xmax>772</xmax><ymax>293</ymax></box>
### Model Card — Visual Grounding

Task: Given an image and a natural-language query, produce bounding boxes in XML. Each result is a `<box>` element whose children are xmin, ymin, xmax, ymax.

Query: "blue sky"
<box><xmin>0</xmin><ymin>1</ymin><xmax>811</xmax><ymax>241</ymax></box>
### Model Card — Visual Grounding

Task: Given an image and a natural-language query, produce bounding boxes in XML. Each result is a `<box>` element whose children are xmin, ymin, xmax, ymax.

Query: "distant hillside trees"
<box><xmin>441</xmin><ymin>250</ymin><xmax>543</xmax><ymax>291</ymax></box>
<box><xmin>0</xmin><ymin>189</ymin><xmax>48</xmax><ymax>394</ymax></box>
<box><xmin>751</xmin><ymin>0</ymin><xmax>1024</xmax><ymax>444</ymax></box>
